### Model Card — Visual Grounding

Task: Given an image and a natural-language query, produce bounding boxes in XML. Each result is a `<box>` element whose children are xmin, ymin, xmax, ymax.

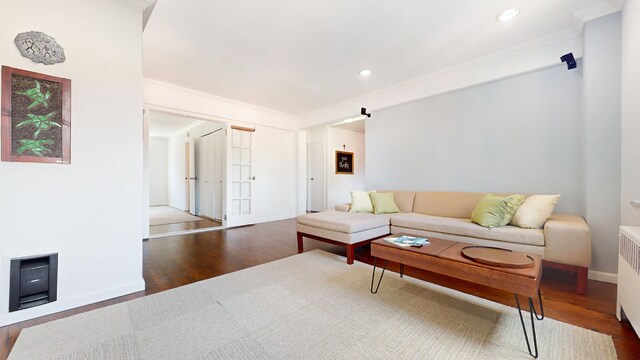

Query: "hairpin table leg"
<box><xmin>514</xmin><ymin>290</ymin><xmax>544</xmax><ymax>358</ymax></box>
<box><xmin>400</xmin><ymin>264</ymin><xmax>405</xmax><ymax>278</ymax></box>
<box><xmin>370</xmin><ymin>257</ymin><xmax>388</xmax><ymax>294</ymax></box>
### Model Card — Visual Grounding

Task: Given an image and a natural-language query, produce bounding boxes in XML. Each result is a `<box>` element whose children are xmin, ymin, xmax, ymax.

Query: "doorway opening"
<box><xmin>306</xmin><ymin>118</ymin><xmax>366</xmax><ymax>212</ymax></box>
<box><xmin>148</xmin><ymin>110</ymin><xmax>226</xmax><ymax>238</ymax></box>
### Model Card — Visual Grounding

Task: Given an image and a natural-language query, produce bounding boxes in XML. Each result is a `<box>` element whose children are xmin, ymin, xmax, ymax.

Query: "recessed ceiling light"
<box><xmin>359</xmin><ymin>69</ymin><xmax>372</xmax><ymax>76</ymax></box>
<box><xmin>496</xmin><ymin>8</ymin><xmax>520</xmax><ymax>22</ymax></box>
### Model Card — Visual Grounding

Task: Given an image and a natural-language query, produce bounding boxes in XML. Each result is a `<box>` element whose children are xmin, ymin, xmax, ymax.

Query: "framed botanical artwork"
<box><xmin>1</xmin><ymin>66</ymin><xmax>71</xmax><ymax>164</ymax></box>
<box><xmin>335</xmin><ymin>150</ymin><xmax>354</xmax><ymax>174</ymax></box>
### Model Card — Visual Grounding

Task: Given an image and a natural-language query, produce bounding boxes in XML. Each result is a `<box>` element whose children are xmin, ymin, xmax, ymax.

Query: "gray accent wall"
<box><xmin>583</xmin><ymin>13</ymin><xmax>622</xmax><ymax>275</ymax></box>
<box><xmin>366</xmin><ymin>64</ymin><xmax>584</xmax><ymax>215</ymax></box>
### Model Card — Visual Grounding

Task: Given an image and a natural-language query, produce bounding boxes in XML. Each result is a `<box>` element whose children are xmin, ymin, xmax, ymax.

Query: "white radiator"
<box><xmin>617</xmin><ymin>226</ymin><xmax>640</xmax><ymax>337</ymax></box>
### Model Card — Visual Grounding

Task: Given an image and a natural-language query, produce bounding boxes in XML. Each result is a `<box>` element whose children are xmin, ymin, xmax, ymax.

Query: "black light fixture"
<box><xmin>361</xmin><ymin>107</ymin><xmax>371</xmax><ymax>118</ymax></box>
<box><xmin>560</xmin><ymin>53</ymin><xmax>577</xmax><ymax>70</ymax></box>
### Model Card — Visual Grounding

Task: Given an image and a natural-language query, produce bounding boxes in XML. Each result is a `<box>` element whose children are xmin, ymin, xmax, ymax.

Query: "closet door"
<box><xmin>199</xmin><ymin>135</ymin><xmax>214</xmax><ymax>219</ymax></box>
<box><xmin>213</xmin><ymin>130</ymin><xmax>224</xmax><ymax>220</ymax></box>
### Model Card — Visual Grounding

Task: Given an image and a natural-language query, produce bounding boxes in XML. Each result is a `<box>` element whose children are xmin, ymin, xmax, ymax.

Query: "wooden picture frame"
<box><xmin>1</xmin><ymin>66</ymin><xmax>71</xmax><ymax>164</ymax></box>
<box><xmin>335</xmin><ymin>150</ymin><xmax>354</xmax><ymax>174</ymax></box>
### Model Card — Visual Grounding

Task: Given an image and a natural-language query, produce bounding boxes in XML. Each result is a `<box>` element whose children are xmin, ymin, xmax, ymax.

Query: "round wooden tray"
<box><xmin>461</xmin><ymin>246</ymin><xmax>535</xmax><ymax>269</ymax></box>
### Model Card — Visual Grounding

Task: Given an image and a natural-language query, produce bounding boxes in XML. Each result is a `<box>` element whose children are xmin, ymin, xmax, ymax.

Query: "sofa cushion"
<box><xmin>297</xmin><ymin>211</ymin><xmax>392</xmax><ymax>234</ymax></box>
<box><xmin>380</xmin><ymin>190</ymin><xmax>416</xmax><ymax>213</ymax></box>
<box><xmin>413</xmin><ymin>192</ymin><xmax>487</xmax><ymax>219</ymax></box>
<box><xmin>511</xmin><ymin>194</ymin><xmax>560</xmax><ymax>229</ymax></box>
<box><xmin>370</xmin><ymin>192</ymin><xmax>400</xmax><ymax>214</ymax></box>
<box><xmin>471</xmin><ymin>193</ymin><xmax>525</xmax><ymax>228</ymax></box>
<box><xmin>349</xmin><ymin>190</ymin><xmax>374</xmax><ymax>213</ymax></box>
<box><xmin>391</xmin><ymin>213</ymin><xmax>544</xmax><ymax>246</ymax></box>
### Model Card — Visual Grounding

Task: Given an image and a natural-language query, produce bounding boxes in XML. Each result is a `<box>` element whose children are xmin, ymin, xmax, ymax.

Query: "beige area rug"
<box><xmin>149</xmin><ymin>206</ymin><xmax>203</xmax><ymax>226</ymax></box>
<box><xmin>9</xmin><ymin>250</ymin><xmax>616</xmax><ymax>360</ymax></box>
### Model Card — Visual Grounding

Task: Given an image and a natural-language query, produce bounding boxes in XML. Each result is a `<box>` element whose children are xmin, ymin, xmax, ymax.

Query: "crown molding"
<box><xmin>300</xmin><ymin>29</ymin><xmax>582</xmax><ymax>129</ymax></box>
<box><xmin>573</xmin><ymin>0</ymin><xmax>624</xmax><ymax>33</ymax></box>
<box><xmin>128</xmin><ymin>0</ymin><xmax>156</xmax><ymax>8</ymax></box>
<box><xmin>143</xmin><ymin>78</ymin><xmax>299</xmax><ymax>132</ymax></box>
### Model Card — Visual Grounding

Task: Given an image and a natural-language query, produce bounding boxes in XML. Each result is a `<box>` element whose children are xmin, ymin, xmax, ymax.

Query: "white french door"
<box><xmin>230</xmin><ymin>127</ymin><xmax>256</xmax><ymax>226</ymax></box>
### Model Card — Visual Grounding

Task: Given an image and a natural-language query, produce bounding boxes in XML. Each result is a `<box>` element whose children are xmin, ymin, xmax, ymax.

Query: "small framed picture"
<box><xmin>335</xmin><ymin>151</ymin><xmax>354</xmax><ymax>174</ymax></box>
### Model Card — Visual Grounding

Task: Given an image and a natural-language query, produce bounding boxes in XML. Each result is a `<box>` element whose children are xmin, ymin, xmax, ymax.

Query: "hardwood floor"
<box><xmin>149</xmin><ymin>217</ymin><xmax>222</xmax><ymax>236</ymax></box>
<box><xmin>1</xmin><ymin>218</ymin><xmax>639</xmax><ymax>359</ymax></box>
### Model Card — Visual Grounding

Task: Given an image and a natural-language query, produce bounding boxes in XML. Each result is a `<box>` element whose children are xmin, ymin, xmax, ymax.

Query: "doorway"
<box><xmin>147</xmin><ymin>110</ymin><xmax>226</xmax><ymax>238</ymax></box>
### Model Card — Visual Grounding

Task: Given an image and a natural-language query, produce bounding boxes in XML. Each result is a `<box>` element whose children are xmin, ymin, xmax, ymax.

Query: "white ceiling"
<box><xmin>332</xmin><ymin>120</ymin><xmax>365</xmax><ymax>134</ymax></box>
<box><xmin>149</xmin><ymin>110</ymin><xmax>203</xmax><ymax>137</ymax></box>
<box><xmin>143</xmin><ymin>0</ymin><xmax>607</xmax><ymax>115</ymax></box>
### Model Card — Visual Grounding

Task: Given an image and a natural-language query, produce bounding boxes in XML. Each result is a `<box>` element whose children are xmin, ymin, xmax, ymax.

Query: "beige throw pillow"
<box><xmin>510</xmin><ymin>194</ymin><xmax>560</xmax><ymax>229</ymax></box>
<box><xmin>349</xmin><ymin>190</ymin><xmax>374</xmax><ymax>213</ymax></box>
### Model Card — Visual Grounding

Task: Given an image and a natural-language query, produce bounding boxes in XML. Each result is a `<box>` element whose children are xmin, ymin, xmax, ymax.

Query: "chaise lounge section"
<box><xmin>296</xmin><ymin>191</ymin><xmax>592</xmax><ymax>294</ymax></box>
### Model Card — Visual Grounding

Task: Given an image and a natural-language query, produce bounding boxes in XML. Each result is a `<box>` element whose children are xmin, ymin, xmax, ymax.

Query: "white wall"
<box><xmin>254</xmin><ymin>125</ymin><xmax>298</xmax><ymax>223</ymax></box>
<box><xmin>583</xmin><ymin>13</ymin><xmax>622</xmax><ymax>274</ymax></box>
<box><xmin>621</xmin><ymin>0</ymin><xmax>640</xmax><ymax>226</ymax></box>
<box><xmin>327</xmin><ymin>127</ymin><xmax>365</xmax><ymax>210</ymax></box>
<box><xmin>149</xmin><ymin>137</ymin><xmax>169</xmax><ymax>206</ymax></box>
<box><xmin>366</xmin><ymin>65</ymin><xmax>585</xmax><ymax>214</ymax></box>
<box><xmin>144</xmin><ymin>80</ymin><xmax>300</xmax><ymax>226</ymax></box>
<box><xmin>167</xmin><ymin>130</ymin><xmax>187</xmax><ymax>210</ymax></box>
<box><xmin>0</xmin><ymin>0</ymin><xmax>145</xmax><ymax>326</ymax></box>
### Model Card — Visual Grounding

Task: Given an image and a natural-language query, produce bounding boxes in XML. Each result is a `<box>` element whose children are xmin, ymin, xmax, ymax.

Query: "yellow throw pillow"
<box><xmin>510</xmin><ymin>194</ymin><xmax>560</xmax><ymax>229</ymax></box>
<box><xmin>471</xmin><ymin>193</ymin><xmax>525</xmax><ymax>228</ymax></box>
<box><xmin>369</xmin><ymin>192</ymin><xmax>400</xmax><ymax>214</ymax></box>
<box><xmin>349</xmin><ymin>190</ymin><xmax>374</xmax><ymax>213</ymax></box>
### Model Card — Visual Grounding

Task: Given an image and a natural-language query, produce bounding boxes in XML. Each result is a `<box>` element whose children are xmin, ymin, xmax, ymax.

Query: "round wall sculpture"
<box><xmin>14</xmin><ymin>31</ymin><xmax>65</xmax><ymax>65</ymax></box>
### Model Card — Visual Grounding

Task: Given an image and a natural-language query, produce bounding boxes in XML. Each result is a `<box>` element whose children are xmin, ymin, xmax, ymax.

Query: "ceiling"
<box><xmin>143</xmin><ymin>0</ymin><xmax>606</xmax><ymax>116</ymax></box>
<box><xmin>332</xmin><ymin>120</ymin><xmax>365</xmax><ymax>134</ymax></box>
<box><xmin>149</xmin><ymin>110</ymin><xmax>203</xmax><ymax>137</ymax></box>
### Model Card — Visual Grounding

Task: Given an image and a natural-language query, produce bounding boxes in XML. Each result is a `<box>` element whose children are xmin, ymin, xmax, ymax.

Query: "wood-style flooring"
<box><xmin>149</xmin><ymin>217</ymin><xmax>222</xmax><ymax>236</ymax></box>
<box><xmin>1</xmin><ymin>218</ymin><xmax>639</xmax><ymax>359</ymax></box>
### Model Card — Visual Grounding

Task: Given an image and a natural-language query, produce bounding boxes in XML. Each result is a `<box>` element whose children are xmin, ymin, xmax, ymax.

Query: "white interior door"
<box><xmin>230</xmin><ymin>127</ymin><xmax>256</xmax><ymax>225</ymax></box>
<box><xmin>307</xmin><ymin>141</ymin><xmax>325</xmax><ymax>211</ymax></box>
<box><xmin>198</xmin><ymin>134</ymin><xmax>214</xmax><ymax>219</ymax></box>
<box><xmin>188</xmin><ymin>137</ymin><xmax>196</xmax><ymax>215</ymax></box>
<box><xmin>213</xmin><ymin>130</ymin><xmax>224</xmax><ymax>220</ymax></box>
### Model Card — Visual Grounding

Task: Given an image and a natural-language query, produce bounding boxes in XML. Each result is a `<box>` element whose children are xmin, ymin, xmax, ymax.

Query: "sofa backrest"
<box><xmin>413</xmin><ymin>191</ymin><xmax>487</xmax><ymax>219</ymax></box>
<box><xmin>379</xmin><ymin>190</ymin><xmax>416</xmax><ymax>213</ymax></box>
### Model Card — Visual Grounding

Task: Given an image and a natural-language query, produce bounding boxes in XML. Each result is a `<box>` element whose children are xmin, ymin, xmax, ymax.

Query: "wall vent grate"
<box><xmin>620</xmin><ymin>231</ymin><xmax>640</xmax><ymax>275</ymax></box>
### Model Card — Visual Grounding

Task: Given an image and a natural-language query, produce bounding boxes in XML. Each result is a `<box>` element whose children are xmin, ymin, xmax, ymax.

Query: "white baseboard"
<box><xmin>255</xmin><ymin>214</ymin><xmax>296</xmax><ymax>224</ymax></box>
<box><xmin>149</xmin><ymin>226</ymin><xmax>224</xmax><ymax>239</ymax></box>
<box><xmin>588</xmin><ymin>270</ymin><xmax>618</xmax><ymax>284</ymax></box>
<box><xmin>168</xmin><ymin>203</ymin><xmax>187</xmax><ymax>211</ymax></box>
<box><xmin>0</xmin><ymin>279</ymin><xmax>145</xmax><ymax>327</ymax></box>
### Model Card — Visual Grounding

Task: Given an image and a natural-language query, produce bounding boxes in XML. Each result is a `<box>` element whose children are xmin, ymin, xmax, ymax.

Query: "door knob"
<box><xmin>310</xmin><ymin>178</ymin><xmax>314</xmax><ymax>181</ymax></box>
<box><xmin>252</xmin><ymin>176</ymin><xmax>256</xmax><ymax>180</ymax></box>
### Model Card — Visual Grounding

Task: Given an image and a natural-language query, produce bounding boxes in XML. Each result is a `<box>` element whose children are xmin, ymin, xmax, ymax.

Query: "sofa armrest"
<box><xmin>335</xmin><ymin>203</ymin><xmax>351</xmax><ymax>212</ymax></box>
<box><xmin>543</xmin><ymin>214</ymin><xmax>591</xmax><ymax>268</ymax></box>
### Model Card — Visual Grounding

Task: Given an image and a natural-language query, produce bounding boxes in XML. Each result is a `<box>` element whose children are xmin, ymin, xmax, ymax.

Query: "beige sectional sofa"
<box><xmin>296</xmin><ymin>190</ymin><xmax>591</xmax><ymax>294</ymax></box>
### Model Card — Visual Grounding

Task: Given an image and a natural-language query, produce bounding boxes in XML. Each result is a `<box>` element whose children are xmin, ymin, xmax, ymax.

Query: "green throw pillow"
<box><xmin>471</xmin><ymin>193</ymin><xmax>525</xmax><ymax>228</ymax></box>
<box><xmin>370</xmin><ymin>192</ymin><xmax>400</xmax><ymax>214</ymax></box>
<box><xmin>349</xmin><ymin>190</ymin><xmax>374</xmax><ymax>213</ymax></box>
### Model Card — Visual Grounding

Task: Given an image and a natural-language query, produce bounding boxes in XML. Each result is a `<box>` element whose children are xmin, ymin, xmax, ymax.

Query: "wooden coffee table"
<box><xmin>370</xmin><ymin>236</ymin><xmax>544</xmax><ymax>358</ymax></box>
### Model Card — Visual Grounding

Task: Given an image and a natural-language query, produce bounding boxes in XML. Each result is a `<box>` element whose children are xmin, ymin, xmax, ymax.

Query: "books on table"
<box><xmin>384</xmin><ymin>235</ymin><xmax>429</xmax><ymax>247</ymax></box>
